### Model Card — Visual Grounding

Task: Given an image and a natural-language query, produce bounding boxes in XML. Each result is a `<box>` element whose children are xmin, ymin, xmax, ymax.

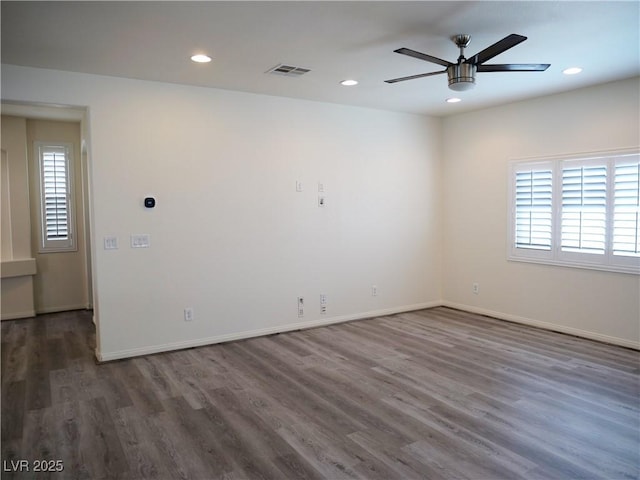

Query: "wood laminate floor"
<box><xmin>1</xmin><ymin>307</ymin><xmax>639</xmax><ymax>479</ymax></box>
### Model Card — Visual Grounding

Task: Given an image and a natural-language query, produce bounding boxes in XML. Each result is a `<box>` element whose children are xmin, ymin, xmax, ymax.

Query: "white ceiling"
<box><xmin>2</xmin><ymin>1</ymin><xmax>639</xmax><ymax>116</ymax></box>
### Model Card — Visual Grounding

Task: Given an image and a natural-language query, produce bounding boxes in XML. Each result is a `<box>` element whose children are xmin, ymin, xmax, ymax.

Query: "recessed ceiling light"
<box><xmin>562</xmin><ymin>67</ymin><xmax>582</xmax><ymax>75</ymax></box>
<box><xmin>446</xmin><ymin>97</ymin><xmax>462</xmax><ymax>103</ymax></box>
<box><xmin>340</xmin><ymin>79</ymin><xmax>358</xmax><ymax>86</ymax></box>
<box><xmin>191</xmin><ymin>54</ymin><xmax>212</xmax><ymax>63</ymax></box>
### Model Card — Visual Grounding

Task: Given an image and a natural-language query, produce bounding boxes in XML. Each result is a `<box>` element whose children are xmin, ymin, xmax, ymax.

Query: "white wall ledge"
<box><xmin>1</xmin><ymin>258</ymin><xmax>36</xmax><ymax>278</ymax></box>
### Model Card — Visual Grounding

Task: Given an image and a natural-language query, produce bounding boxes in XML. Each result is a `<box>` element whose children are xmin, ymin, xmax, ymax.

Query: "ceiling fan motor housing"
<box><xmin>447</xmin><ymin>63</ymin><xmax>476</xmax><ymax>91</ymax></box>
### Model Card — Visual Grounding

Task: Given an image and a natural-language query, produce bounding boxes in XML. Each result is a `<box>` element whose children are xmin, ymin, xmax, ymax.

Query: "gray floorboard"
<box><xmin>2</xmin><ymin>307</ymin><xmax>639</xmax><ymax>479</ymax></box>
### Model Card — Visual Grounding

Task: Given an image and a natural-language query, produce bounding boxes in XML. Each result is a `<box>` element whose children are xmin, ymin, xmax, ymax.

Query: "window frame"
<box><xmin>508</xmin><ymin>149</ymin><xmax>640</xmax><ymax>275</ymax></box>
<box><xmin>35</xmin><ymin>141</ymin><xmax>77</xmax><ymax>253</ymax></box>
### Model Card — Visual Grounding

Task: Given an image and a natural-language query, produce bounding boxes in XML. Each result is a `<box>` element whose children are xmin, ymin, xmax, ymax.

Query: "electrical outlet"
<box><xmin>297</xmin><ymin>297</ymin><xmax>304</xmax><ymax>317</ymax></box>
<box><xmin>472</xmin><ymin>283</ymin><xmax>479</xmax><ymax>295</ymax></box>
<box><xmin>320</xmin><ymin>294</ymin><xmax>327</xmax><ymax>315</ymax></box>
<box><xmin>296</xmin><ymin>181</ymin><xmax>303</xmax><ymax>192</ymax></box>
<box><xmin>318</xmin><ymin>195</ymin><xmax>326</xmax><ymax>207</ymax></box>
<box><xmin>184</xmin><ymin>307</ymin><xmax>194</xmax><ymax>321</ymax></box>
<box><xmin>372</xmin><ymin>285</ymin><xmax>378</xmax><ymax>297</ymax></box>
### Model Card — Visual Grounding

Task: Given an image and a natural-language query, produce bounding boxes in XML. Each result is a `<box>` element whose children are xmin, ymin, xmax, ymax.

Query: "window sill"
<box><xmin>508</xmin><ymin>255</ymin><xmax>639</xmax><ymax>275</ymax></box>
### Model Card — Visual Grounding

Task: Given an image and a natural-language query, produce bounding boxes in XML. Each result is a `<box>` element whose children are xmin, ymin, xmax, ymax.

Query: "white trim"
<box><xmin>1</xmin><ymin>310</ymin><xmax>36</xmax><ymax>321</ymax></box>
<box><xmin>442</xmin><ymin>301</ymin><xmax>640</xmax><ymax>351</ymax></box>
<box><xmin>0</xmin><ymin>258</ymin><xmax>37</xmax><ymax>278</ymax></box>
<box><xmin>510</xmin><ymin>147</ymin><xmax>640</xmax><ymax>165</ymax></box>
<box><xmin>507</xmin><ymin>255</ymin><xmax>639</xmax><ymax>275</ymax></box>
<box><xmin>1</xmin><ymin>101</ymin><xmax>86</xmax><ymax>122</ymax></box>
<box><xmin>35</xmin><ymin>304</ymin><xmax>90</xmax><ymax>315</ymax></box>
<box><xmin>95</xmin><ymin>300</ymin><xmax>640</xmax><ymax>361</ymax></box>
<box><xmin>95</xmin><ymin>301</ymin><xmax>440</xmax><ymax>362</ymax></box>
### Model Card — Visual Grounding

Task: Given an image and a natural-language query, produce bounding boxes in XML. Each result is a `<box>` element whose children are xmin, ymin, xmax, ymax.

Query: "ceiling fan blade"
<box><xmin>477</xmin><ymin>63</ymin><xmax>550</xmax><ymax>72</ymax></box>
<box><xmin>394</xmin><ymin>48</ymin><xmax>452</xmax><ymax>67</ymax></box>
<box><xmin>384</xmin><ymin>70</ymin><xmax>447</xmax><ymax>84</ymax></box>
<box><xmin>468</xmin><ymin>34</ymin><xmax>527</xmax><ymax>65</ymax></box>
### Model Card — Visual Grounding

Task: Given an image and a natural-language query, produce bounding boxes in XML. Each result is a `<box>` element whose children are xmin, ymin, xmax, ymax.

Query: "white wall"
<box><xmin>442</xmin><ymin>77</ymin><xmax>640</xmax><ymax>347</ymax></box>
<box><xmin>3</xmin><ymin>64</ymin><xmax>637</xmax><ymax>357</ymax></box>
<box><xmin>1</xmin><ymin>64</ymin><xmax>442</xmax><ymax>360</ymax></box>
<box><xmin>1</xmin><ymin>115</ymin><xmax>36</xmax><ymax>320</ymax></box>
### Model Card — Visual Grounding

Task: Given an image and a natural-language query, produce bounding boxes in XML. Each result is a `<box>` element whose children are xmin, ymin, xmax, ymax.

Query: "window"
<box><xmin>509</xmin><ymin>150</ymin><xmax>639</xmax><ymax>274</ymax></box>
<box><xmin>514</xmin><ymin>164</ymin><xmax>552</xmax><ymax>252</ymax></box>
<box><xmin>561</xmin><ymin>160</ymin><xmax>607</xmax><ymax>255</ymax></box>
<box><xmin>614</xmin><ymin>162</ymin><xmax>640</xmax><ymax>257</ymax></box>
<box><xmin>35</xmin><ymin>142</ymin><xmax>76</xmax><ymax>252</ymax></box>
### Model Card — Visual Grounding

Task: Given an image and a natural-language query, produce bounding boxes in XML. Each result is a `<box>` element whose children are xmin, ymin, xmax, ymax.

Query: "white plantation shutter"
<box><xmin>515</xmin><ymin>169</ymin><xmax>552</xmax><ymax>250</ymax></box>
<box><xmin>37</xmin><ymin>142</ymin><xmax>75</xmax><ymax>252</ymax></box>
<box><xmin>43</xmin><ymin>148</ymin><xmax>69</xmax><ymax>239</ymax></box>
<box><xmin>509</xmin><ymin>150</ymin><xmax>639</xmax><ymax>274</ymax></box>
<box><xmin>613</xmin><ymin>160</ymin><xmax>640</xmax><ymax>257</ymax></box>
<box><xmin>561</xmin><ymin>164</ymin><xmax>607</xmax><ymax>254</ymax></box>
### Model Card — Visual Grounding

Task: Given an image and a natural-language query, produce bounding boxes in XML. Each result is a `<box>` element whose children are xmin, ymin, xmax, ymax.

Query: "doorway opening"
<box><xmin>1</xmin><ymin>102</ymin><xmax>94</xmax><ymax>322</ymax></box>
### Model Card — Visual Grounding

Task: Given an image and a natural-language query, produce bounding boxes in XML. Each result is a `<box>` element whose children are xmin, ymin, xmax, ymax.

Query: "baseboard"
<box><xmin>95</xmin><ymin>299</ymin><xmax>639</xmax><ymax>361</ymax></box>
<box><xmin>441</xmin><ymin>301</ymin><xmax>640</xmax><ymax>351</ymax></box>
<box><xmin>1</xmin><ymin>310</ymin><xmax>36</xmax><ymax>321</ymax></box>
<box><xmin>95</xmin><ymin>301</ymin><xmax>441</xmax><ymax>362</ymax></box>
<box><xmin>36</xmin><ymin>304</ymin><xmax>90</xmax><ymax>315</ymax></box>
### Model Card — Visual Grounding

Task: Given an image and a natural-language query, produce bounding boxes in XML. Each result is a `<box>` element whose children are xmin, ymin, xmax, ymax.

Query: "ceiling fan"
<box><xmin>385</xmin><ymin>34</ymin><xmax>550</xmax><ymax>91</ymax></box>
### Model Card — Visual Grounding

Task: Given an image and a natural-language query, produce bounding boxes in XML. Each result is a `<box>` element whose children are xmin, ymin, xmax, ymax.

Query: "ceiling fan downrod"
<box><xmin>453</xmin><ymin>34</ymin><xmax>471</xmax><ymax>62</ymax></box>
<box><xmin>449</xmin><ymin>34</ymin><xmax>475</xmax><ymax>91</ymax></box>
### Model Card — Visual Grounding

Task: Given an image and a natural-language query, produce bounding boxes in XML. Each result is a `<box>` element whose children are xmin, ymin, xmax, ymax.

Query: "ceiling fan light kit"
<box><xmin>447</xmin><ymin>63</ymin><xmax>476</xmax><ymax>91</ymax></box>
<box><xmin>386</xmin><ymin>33</ymin><xmax>550</xmax><ymax>91</ymax></box>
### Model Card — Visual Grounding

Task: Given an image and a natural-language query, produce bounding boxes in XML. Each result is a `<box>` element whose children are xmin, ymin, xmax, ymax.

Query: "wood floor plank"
<box><xmin>223</xmin><ymin>342</ymin><xmax>366</xmax><ymax>437</ymax></box>
<box><xmin>21</xmin><ymin>406</ymin><xmax>57</xmax><ymax>478</ymax></box>
<box><xmin>380</xmin><ymin>391</ymin><xmax>538</xmax><ymax>476</ymax></box>
<box><xmin>2</xmin><ymin>306</ymin><xmax>638</xmax><ymax>479</ymax></box>
<box><xmin>1</xmin><ymin>380</ymin><xmax>25</xmax><ymax>442</ymax></box>
<box><xmin>240</xmin><ymin>341</ymin><xmax>415</xmax><ymax>447</ymax></box>
<box><xmin>112</xmin><ymin>362</ymin><xmax>165</xmax><ymax>415</ymax></box>
<box><xmin>202</xmin><ymin>387</ymin><xmax>309</xmax><ymax>479</ymax></box>
<box><xmin>347</xmin><ymin>429</ymin><xmax>452</xmax><ymax>479</ymax></box>
<box><xmin>160</xmin><ymin>396</ymin><xmax>233</xmax><ymax>477</ymax></box>
<box><xmin>51</xmin><ymin>400</ymin><xmax>92</xmax><ymax>480</ymax></box>
<box><xmin>427</xmin><ymin>401</ymin><xmax>610</xmax><ymax>480</ymax></box>
<box><xmin>77</xmin><ymin>397</ymin><xmax>130</xmax><ymax>479</ymax></box>
<box><xmin>1</xmin><ymin>439</ymin><xmax>23</xmax><ymax>480</ymax></box>
<box><xmin>273</xmin><ymin>422</ymin><xmax>362</xmax><ymax>479</ymax></box>
<box><xmin>143</xmin><ymin>409</ymin><xmax>215</xmax><ymax>479</ymax></box>
<box><xmin>1</xmin><ymin>341</ymin><xmax>27</xmax><ymax>385</ymax></box>
<box><xmin>465</xmin><ymin>391</ymin><xmax>640</xmax><ymax>479</ymax></box>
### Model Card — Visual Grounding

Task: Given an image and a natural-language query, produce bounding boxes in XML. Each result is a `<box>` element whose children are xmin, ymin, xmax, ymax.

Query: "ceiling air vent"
<box><xmin>266</xmin><ymin>64</ymin><xmax>311</xmax><ymax>77</ymax></box>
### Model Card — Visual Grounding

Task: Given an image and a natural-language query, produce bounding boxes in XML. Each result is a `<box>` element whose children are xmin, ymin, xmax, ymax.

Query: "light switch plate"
<box><xmin>131</xmin><ymin>234</ymin><xmax>150</xmax><ymax>248</ymax></box>
<box><xmin>104</xmin><ymin>236</ymin><xmax>118</xmax><ymax>250</ymax></box>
